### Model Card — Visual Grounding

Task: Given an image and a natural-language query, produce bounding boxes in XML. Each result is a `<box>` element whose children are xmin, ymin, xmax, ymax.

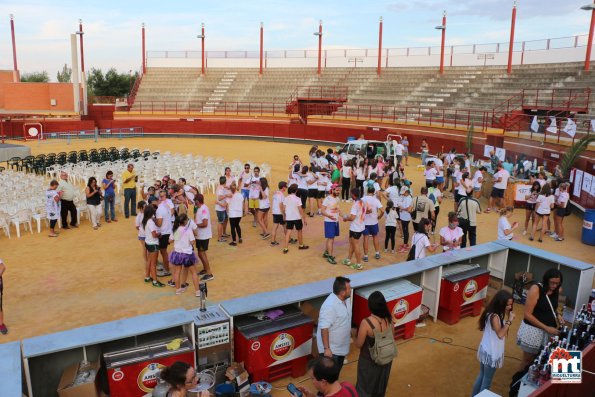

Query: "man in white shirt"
<box><xmin>240</xmin><ymin>163</ymin><xmax>252</xmax><ymax>215</ymax></box>
<box><xmin>58</xmin><ymin>171</ymin><xmax>78</xmax><ymax>229</ymax></box>
<box><xmin>194</xmin><ymin>194</ymin><xmax>214</xmax><ymax>281</ymax></box>
<box><xmin>317</xmin><ymin>276</ymin><xmax>352</xmax><ymax>375</ymax></box>
<box><xmin>394</xmin><ymin>140</ymin><xmax>404</xmax><ymax>165</ymax></box>
<box><xmin>488</xmin><ymin>163</ymin><xmax>510</xmax><ymax>213</ymax></box>
<box><xmin>215</xmin><ymin>176</ymin><xmax>232</xmax><ymax>242</ymax></box>
<box><xmin>155</xmin><ymin>190</ymin><xmax>174</xmax><ymax>279</ymax></box>
<box><xmin>472</xmin><ymin>166</ymin><xmax>486</xmax><ymax>199</ymax></box>
<box><xmin>361</xmin><ymin>186</ymin><xmax>384</xmax><ymax>262</ymax></box>
<box><xmin>321</xmin><ymin>184</ymin><xmax>341</xmax><ymax>264</ymax></box>
<box><xmin>456</xmin><ymin>195</ymin><xmax>482</xmax><ymax>247</ymax></box>
<box><xmin>281</xmin><ymin>184</ymin><xmax>309</xmax><ymax>253</ymax></box>
<box><xmin>341</xmin><ymin>188</ymin><xmax>366</xmax><ymax>270</ymax></box>
<box><xmin>384</xmin><ymin>179</ymin><xmax>400</xmax><ymax>204</ymax></box>
<box><xmin>248</xmin><ymin>167</ymin><xmax>262</xmax><ymax>227</ymax></box>
<box><xmin>271</xmin><ymin>181</ymin><xmax>287</xmax><ymax>246</ymax></box>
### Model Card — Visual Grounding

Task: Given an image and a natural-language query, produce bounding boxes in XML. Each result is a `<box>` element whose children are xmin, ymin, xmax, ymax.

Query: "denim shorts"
<box><xmin>216</xmin><ymin>210</ymin><xmax>228</xmax><ymax>223</ymax></box>
<box><xmin>241</xmin><ymin>189</ymin><xmax>250</xmax><ymax>200</ymax></box>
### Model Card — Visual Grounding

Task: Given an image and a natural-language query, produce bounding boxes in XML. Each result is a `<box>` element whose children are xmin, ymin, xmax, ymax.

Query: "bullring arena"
<box><xmin>0</xmin><ymin>3</ymin><xmax>595</xmax><ymax>397</ymax></box>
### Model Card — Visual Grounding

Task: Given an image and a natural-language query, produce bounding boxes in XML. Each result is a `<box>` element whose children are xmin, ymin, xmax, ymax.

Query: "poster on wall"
<box><xmin>582</xmin><ymin>173</ymin><xmax>593</xmax><ymax>196</ymax></box>
<box><xmin>483</xmin><ymin>145</ymin><xmax>506</xmax><ymax>161</ymax></box>
<box><xmin>514</xmin><ymin>184</ymin><xmax>532</xmax><ymax>202</ymax></box>
<box><xmin>573</xmin><ymin>170</ymin><xmax>583</xmax><ymax>198</ymax></box>
<box><xmin>570</xmin><ymin>169</ymin><xmax>575</xmax><ymax>183</ymax></box>
<box><xmin>591</xmin><ymin>178</ymin><xmax>595</xmax><ymax>197</ymax></box>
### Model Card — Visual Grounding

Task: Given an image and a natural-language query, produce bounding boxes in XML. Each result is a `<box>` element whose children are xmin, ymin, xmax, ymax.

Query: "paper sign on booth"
<box><xmin>583</xmin><ymin>173</ymin><xmax>593</xmax><ymax>195</ymax></box>
<box><xmin>573</xmin><ymin>170</ymin><xmax>583</xmax><ymax>198</ymax></box>
<box><xmin>514</xmin><ymin>184</ymin><xmax>532</xmax><ymax>202</ymax></box>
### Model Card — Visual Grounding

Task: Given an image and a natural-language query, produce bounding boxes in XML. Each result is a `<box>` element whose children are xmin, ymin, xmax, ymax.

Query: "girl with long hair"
<box><xmin>355</xmin><ymin>291</ymin><xmax>395</xmax><ymax>397</ymax></box>
<box><xmin>169</xmin><ymin>213</ymin><xmax>200</xmax><ymax>296</ymax></box>
<box><xmin>523</xmin><ymin>181</ymin><xmax>540</xmax><ymax>235</ymax></box>
<box><xmin>340</xmin><ymin>159</ymin><xmax>353</xmax><ymax>202</ymax></box>
<box><xmin>135</xmin><ymin>201</ymin><xmax>148</xmax><ymax>277</ymax></box>
<box><xmin>530</xmin><ymin>184</ymin><xmax>554</xmax><ymax>242</ymax></box>
<box><xmin>384</xmin><ymin>200</ymin><xmax>399</xmax><ymax>253</ymax></box>
<box><xmin>85</xmin><ymin>176</ymin><xmax>103</xmax><ymax>229</ymax></box>
<box><xmin>355</xmin><ymin>159</ymin><xmax>367</xmax><ymax>198</ymax></box>
<box><xmin>410</xmin><ymin>218</ymin><xmax>438</xmax><ymax>259</ymax></box>
<box><xmin>497</xmin><ymin>207</ymin><xmax>518</xmax><ymax>241</ymax></box>
<box><xmin>472</xmin><ymin>290</ymin><xmax>515</xmax><ymax>396</ymax></box>
<box><xmin>257</xmin><ymin>177</ymin><xmax>271</xmax><ymax>239</ymax></box>
<box><xmin>553</xmin><ymin>182</ymin><xmax>569</xmax><ymax>241</ymax></box>
<box><xmin>142</xmin><ymin>205</ymin><xmax>164</xmax><ymax>287</ymax></box>
<box><xmin>160</xmin><ymin>361</ymin><xmax>209</xmax><ymax>397</ymax></box>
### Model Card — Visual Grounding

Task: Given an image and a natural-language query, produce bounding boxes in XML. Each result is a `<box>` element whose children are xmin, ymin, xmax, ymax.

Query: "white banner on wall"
<box><xmin>514</xmin><ymin>184</ymin><xmax>532</xmax><ymax>202</ymax></box>
<box><xmin>483</xmin><ymin>145</ymin><xmax>506</xmax><ymax>161</ymax></box>
<box><xmin>573</xmin><ymin>170</ymin><xmax>583</xmax><ymax>197</ymax></box>
<box><xmin>582</xmin><ymin>173</ymin><xmax>593</xmax><ymax>196</ymax></box>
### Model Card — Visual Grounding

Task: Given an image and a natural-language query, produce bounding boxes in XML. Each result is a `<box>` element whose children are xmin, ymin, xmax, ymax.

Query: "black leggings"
<box><xmin>431</xmin><ymin>206</ymin><xmax>440</xmax><ymax>232</ymax></box>
<box><xmin>401</xmin><ymin>220</ymin><xmax>410</xmax><ymax>245</ymax></box>
<box><xmin>341</xmin><ymin>178</ymin><xmax>351</xmax><ymax>200</ymax></box>
<box><xmin>298</xmin><ymin>189</ymin><xmax>308</xmax><ymax>209</ymax></box>
<box><xmin>229</xmin><ymin>217</ymin><xmax>242</xmax><ymax>242</ymax></box>
<box><xmin>356</xmin><ymin>179</ymin><xmax>364</xmax><ymax>198</ymax></box>
<box><xmin>385</xmin><ymin>226</ymin><xmax>396</xmax><ymax>250</ymax></box>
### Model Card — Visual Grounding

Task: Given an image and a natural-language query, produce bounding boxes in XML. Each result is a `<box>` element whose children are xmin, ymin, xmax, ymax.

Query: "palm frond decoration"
<box><xmin>560</xmin><ymin>135</ymin><xmax>595</xmax><ymax>178</ymax></box>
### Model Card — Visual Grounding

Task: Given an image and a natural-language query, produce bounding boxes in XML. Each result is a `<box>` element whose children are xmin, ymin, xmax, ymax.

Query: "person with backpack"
<box><xmin>456</xmin><ymin>195</ymin><xmax>482</xmax><ymax>248</ymax></box>
<box><xmin>407</xmin><ymin>218</ymin><xmax>438</xmax><ymax>260</ymax></box>
<box><xmin>428</xmin><ymin>180</ymin><xmax>442</xmax><ymax>234</ymax></box>
<box><xmin>355</xmin><ymin>291</ymin><xmax>396</xmax><ymax>397</ymax></box>
<box><xmin>471</xmin><ymin>290</ymin><xmax>515</xmax><ymax>396</ymax></box>
<box><xmin>411</xmin><ymin>187</ymin><xmax>435</xmax><ymax>233</ymax></box>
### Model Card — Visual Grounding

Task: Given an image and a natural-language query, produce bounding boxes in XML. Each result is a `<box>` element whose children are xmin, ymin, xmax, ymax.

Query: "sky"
<box><xmin>0</xmin><ymin>0</ymin><xmax>590</xmax><ymax>80</ymax></box>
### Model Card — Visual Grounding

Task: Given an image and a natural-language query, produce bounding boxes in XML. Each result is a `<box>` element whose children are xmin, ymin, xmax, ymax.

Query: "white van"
<box><xmin>339</xmin><ymin>137</ymin><xmax>401</xmax><ymax>162</ymax></box>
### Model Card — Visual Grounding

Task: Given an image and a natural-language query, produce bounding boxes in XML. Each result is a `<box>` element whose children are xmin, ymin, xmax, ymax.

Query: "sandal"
<box><xmin>350</xmin><ymin>263</ymin><xmax>364</xmax><ymax>270</ymax></box>
<box><xmin>298</xmin><ymin>245</ymin><xmax>309</xmax><ymax>250</ymax></box>
<box><xmin>283</xmin><ymin>248</ymin><xmax>289</xmax><ymax>254</ymax></box>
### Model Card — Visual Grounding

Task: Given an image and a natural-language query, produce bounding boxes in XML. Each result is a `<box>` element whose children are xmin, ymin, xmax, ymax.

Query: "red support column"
<box><xmin>10</xmin><ymin>14</ymin><xmax>18</xmax><ymax>82</ymax></box>
<box><xmin>201</xmin><ymin>23</ymin><xmax>206</xmax><ymax>76</ymax></box>
<box><xmin>259</xmin><ymin>22</ymin><xmax>264</xmax><ymax>76</ymax></box>
<box><xmin>79</xmin><ymin>19</ymin><xmax>85</xmax><ymax>73</ymax></box>
<box><xmin>585</xmin><ymin>1</ymin><xmax>595</xmax><ymax>72</ymax></box>
<box><xmin>142</xmin><ymin>23</ymin><xmax>146</xmax><ymax>74</ymax></box>
<box><xmin>317</xmin><ymin>21</ymin><xmax>323</xmax><ymax>75</ymax></box>
<box><xmin>377</xmin><ymin>17</ymin><xmax>383</xmax><ymax>76</ymax></box>
<box><xmin>507</xmin><ymin>2</ymin><xmax>517</xmax><ymax>74</ymax></box>
<box><xmin>439</xmin><ymin>11</ymin><xmax>446</xmax><ymax>75</ymax></box>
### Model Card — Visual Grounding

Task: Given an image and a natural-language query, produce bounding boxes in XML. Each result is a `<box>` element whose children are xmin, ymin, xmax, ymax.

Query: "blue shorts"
<box><xmin>436</xmin><ymin>176</ymin><xmax>444</xmax><ymax>183</ymax></box>
<box><xmin>241</xmin><ymin>189</ymin><xmax>250</xmax><ymax>200</ymax></box>
<box><xmin>216</xmin><ymin>210</ymin><xmax>228</xmax><ymax>223</ymax></box>
<box><xmin>363</xmin><ymin>223</ymin><xmax>379</xmax><ymax>236</ymax></box>
<box><xmin>324</xmin><ymin>222</ymin><xmax>340</xmax><ymax>239</ymax></box>
<box><xmin>138</xmin><ymin>236</ymin><xmax>145</xmax><ymax>241</ymax></box>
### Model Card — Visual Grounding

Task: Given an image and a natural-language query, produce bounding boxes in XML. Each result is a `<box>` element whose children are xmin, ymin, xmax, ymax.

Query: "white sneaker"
<box><xmin>383</xmin><ymin>249</ymin><xmax>388</xmax><ymax>253</ymax></box>
<box><xmin>550</xmin><ymin>233</ymin><xmax>558</xmax><ymax>239</ymax></box>
<box><xmin>522</xmin><ymin>230</ymin><xmax>527</xmax><ymax>236</ymax></box>
<box><xmin>391</xmin><ymin>250</ymin><xmax>395</xmax><ymax>254</ymax></box>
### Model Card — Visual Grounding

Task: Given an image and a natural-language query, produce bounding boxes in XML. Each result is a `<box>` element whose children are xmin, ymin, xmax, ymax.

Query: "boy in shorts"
<box><xmin>271</xmin><ymin>181</ymin><xmax>287</xmax><ymax>246</ymax></box>
<box><xmin>0</xmin><ymin>259</ymin><xmax>6</xmax><ymax>334</ymax></box>
<box><xmin>281</xmin><ymin>184</ymin><xmax>309</xmax><ymax>254</ymax></box>
<box><xmin>321</xmin><ymin>184</ymin><xmax>341</xmax><ymax>264</ymax></box>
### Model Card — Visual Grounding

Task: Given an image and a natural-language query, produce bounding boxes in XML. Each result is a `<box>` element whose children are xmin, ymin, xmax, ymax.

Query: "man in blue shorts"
<box><xmin>321</xmin><ymin>184</ymin><xmax>341</xmax><ymax>264</ymax></box>
<box><xmin>361</xmin><ymin>186</ymin><xmax>384</xmax><ymax>262</ymax></box>
<box><xmin>239</xmin><ymin>163</ymin><xmax>252</xmax><ymax>215</ymax></box>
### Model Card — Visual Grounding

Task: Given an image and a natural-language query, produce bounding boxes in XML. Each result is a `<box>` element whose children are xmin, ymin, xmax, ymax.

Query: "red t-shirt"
<box><xmin>327</xmin><ymin>382</ymin><xmax>358</xmax><ymax>397</ymax></box>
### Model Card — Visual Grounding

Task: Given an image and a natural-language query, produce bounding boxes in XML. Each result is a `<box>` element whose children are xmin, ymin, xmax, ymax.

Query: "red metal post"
<box><xmin>377</xmin><ymin>17</ymin><xmax>383</xmax><ymax>76</ymax></box>
<box><xmin>10</xmin><ymin>14</ymin><xmax>18</xmax><ymax>82</ymax></box>
<box><xmin>439</xmin><ymin>11</ymin><xmax>446</xmax><ymax>75</ymax></box>
<box><xmin>201</xmin><ymin>23</ymin><xmax>206</xmax><ymax>76</ymax></box>
<box><xmin>317</xmin><ymin>20</ymin><xmax>323</xmax><ymax>75</ymax></box>
<box><xmin>79</xmin><ymin>19</ymin><xmax>85</xmax><ymax>73</ymax></box>
<box><xmin>142</xmin><ymin>23</ymin><xmax>146</xmax><ymax>74</ymax></box>
<box><xmin>507</xmin><ymin>2</ymin><xmax>517</xmax><ymax>75</ymax></box>
<box><xmin>585</xmin><ymin>0</ymin><xmax>595</xmax><ymax>71</ymax></box>
<box><xmin>259</xmin><ymin>22</ymin><xmax>264</xmax><ymax>75</ymax></box>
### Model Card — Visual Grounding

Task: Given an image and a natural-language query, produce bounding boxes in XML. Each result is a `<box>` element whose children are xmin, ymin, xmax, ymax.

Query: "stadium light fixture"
<box><xmin>581</xmin><ymin>4</ymin><xmax>595</xmax><ymax>11</ymax></box>
<box><xmin>314</xmin><ymin>20</ymin><xmax>323</xmax><ymax>36</ymax></box>
<box><xmin>197</xmin><ymin>23</ymin><xmax>205</xmax><ymax>39</ymax></box>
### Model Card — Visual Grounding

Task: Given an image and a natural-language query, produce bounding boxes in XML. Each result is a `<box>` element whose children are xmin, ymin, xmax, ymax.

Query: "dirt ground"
<box><xmin>1</xmin><ymin>136</ymin><xmax>592</xmax><ymax>396</ymax></box>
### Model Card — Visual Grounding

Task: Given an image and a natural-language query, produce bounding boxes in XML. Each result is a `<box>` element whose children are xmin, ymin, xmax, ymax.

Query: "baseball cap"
<box><xmin>400</xmin><ymin>186</ymin><xmax>409</xmax><ymax>194</ymax></box>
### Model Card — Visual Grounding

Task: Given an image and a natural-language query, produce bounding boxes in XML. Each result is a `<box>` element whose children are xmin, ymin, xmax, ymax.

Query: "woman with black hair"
<box><xmin>472</xmin><ymin>290</ymin><xmax>515</xmax><ymax>396</ymax></box>
<box><xmin>142</xmin><ymin>205</ymin><xmax>164</xmax><ymax>287</ymax></box>
<box><xmin>256</xmin><ymin>177</ymin><xmax>271</xmax><ymax>239</ymax></box>
<box><xmin>160</xmin><ymin>361</ymin><xmax>209</xmax><ymax>397</ymax></box>
<box><xmin>516</xmin><ymin>268</ymin><xmax>563</xmax><ymax>371</ymax></box>
<box><xmin>409</xmin><ymin>218</ymin><xmax>438</xmax><ymax>260</ymax></box>
<box><xmin>523</xmin><ymin>181</ymin><xmax>541</xmax><ymax>236</ymax></box>
<box><xmin>355</xmin><ymin>159</ymin><xmax>368</xmax><ymax>198</ymax></box>
<box><xmin>85</xmin><ymin>177</ymin><xmax>103</xmax><ymax>230</ymax></box>
<box><xmin>169</xmin><ymin>213</ymin><xmax>199</xmax><ymax>296</ymax></box>
<box><xmin>355</xmin><ymin>291</ymin><xmax>394</xmax><ymax>397</ymax></box>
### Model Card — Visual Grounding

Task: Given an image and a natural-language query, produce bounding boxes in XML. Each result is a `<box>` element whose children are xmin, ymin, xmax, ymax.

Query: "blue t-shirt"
<box><xmin>102</xmin><ymin>178</ymin><xmax>115</xmax><ymax>195</ymax></box>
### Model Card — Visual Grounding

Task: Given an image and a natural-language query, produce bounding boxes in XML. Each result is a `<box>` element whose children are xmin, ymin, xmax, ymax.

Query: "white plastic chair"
<box><xmin>11</xmin><ymin>209</ymin><xmax>33</xmax><ymax>238</ymax></box>
<box><xmin>0</xmin><ymin>213</ymin><xmax>11</xmax><ymax>238</ymax></box>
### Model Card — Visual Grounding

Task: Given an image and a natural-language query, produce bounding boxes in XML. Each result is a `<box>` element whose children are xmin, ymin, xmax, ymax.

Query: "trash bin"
<box><xmin>582</xmin><ymin>209</ymin><xmax>595</xmax><ymax>246</ymax></box>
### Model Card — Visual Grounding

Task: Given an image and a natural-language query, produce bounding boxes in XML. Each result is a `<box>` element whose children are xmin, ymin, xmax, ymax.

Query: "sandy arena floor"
<box><xmin>1</xmin><ymin>136</ymin><xmax>592</xmax><ymax>396</ymax></box>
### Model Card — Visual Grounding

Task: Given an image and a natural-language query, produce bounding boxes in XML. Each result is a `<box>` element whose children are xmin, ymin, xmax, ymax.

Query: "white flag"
<box><xmin>563</xmin><ymin>118</ymin><xmax>577</xmax><ymax>138</ymax></box>
<box><xmin>546</xmin><ymin>116</ymin><xmax>558</xmax><ymax>134</ymax></box>
<box><xmin>591</xmin><ymin>119</ymin><xmax>595</xmax><ymax>133</ymax></box>
<box><xmin>530</xmin><ymin>116</ymin><xmax>539</xmax><ymax>133</ymax></box>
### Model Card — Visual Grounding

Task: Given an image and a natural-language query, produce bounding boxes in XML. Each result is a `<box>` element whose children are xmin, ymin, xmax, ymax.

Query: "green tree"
<box><xmin>87</xmin><ymin>68</ymin><xmax>137</xmax><ymax>98</ymax></box>
<box><xmin>560</xmin><ymin>135</ymin><xmax>595</xmax><ymax>178</ymax></box>
<box><xmin>20</xmin><ymin>71</ymin><xmax>50</xmax><ymax>82</ymax></box>
<box><xmin>56</xmin><ymin>64</ymin><xmax>72</xmax><ymax>83</ymax></box>
<box><xmin>466</xmin><ymin>123</ymin><xmax>474</xmax><ymax>154</ymax></box>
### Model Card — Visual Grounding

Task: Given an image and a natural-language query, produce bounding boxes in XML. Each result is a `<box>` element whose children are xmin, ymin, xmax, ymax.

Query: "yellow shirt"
<box><xmin>122</xmin><ymin>170</ymin><xmax>137</xmax><ymax>189</ymax></box>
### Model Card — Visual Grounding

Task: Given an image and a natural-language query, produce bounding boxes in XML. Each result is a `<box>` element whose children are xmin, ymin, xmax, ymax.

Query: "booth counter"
<box><xmin>0</xmin><ymin>342</ymin><xmax>22</xmax><ymax>397</ymax></box>
<box><xmin>21</xmin><ymin>309</ymin><xmax>195</xmax><ymax>397</ymax></box>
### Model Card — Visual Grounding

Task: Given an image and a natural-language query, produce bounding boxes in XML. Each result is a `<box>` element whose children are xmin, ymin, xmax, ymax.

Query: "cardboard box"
<box><xmin>57</xmin><ymin>359</ymin><xmax>99</xmax><ymax>397</ymax></box>
<box><xmin>225</xmin><ymin>362</ymin><xmax>250</xmax><ymax>397</ymax></box>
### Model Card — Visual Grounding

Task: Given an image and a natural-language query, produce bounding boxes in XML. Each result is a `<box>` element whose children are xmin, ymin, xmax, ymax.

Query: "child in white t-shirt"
<box><xmin>497</xmin><ymin>207</ymin><xmax>518</xmax><ymax>241</ymax></box>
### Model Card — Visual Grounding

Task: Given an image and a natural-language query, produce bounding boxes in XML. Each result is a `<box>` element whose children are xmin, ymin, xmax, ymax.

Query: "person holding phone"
<box><xmin>122</xmin><ymin>163</ymin><xmax>138</xmax><ymax>218</ymax></box>
<box><xmin>102</xmin><ymin>171</ymin><xmax>118</xmax><ymax>223</ymax></box>
<box><xmin>497</xmin><ymin>207</ymin><xmax>518</xmax><ymax>241</ymax></box>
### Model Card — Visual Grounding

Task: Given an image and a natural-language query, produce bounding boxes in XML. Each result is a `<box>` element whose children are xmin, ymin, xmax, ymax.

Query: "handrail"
<box><xmin>127</xmin><ymin>67</ymin><xmax>144</xmax><ymax>107</ymax></box>
<box><xmin>146</xmin><ymin>34</ymin><xmax>589</xmax><ymax>60</ymax></box>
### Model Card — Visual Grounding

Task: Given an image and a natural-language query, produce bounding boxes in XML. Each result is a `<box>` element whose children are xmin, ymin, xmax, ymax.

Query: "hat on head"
<box><xmin>400</xmin><ymin>186</ymin><xmax>409</xmax><ymax>194</ymax></box>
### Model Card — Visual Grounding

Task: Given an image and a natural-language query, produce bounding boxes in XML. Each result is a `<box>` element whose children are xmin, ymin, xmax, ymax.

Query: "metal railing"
<box><xmin>146</xmin><ymin>34</ymin><xmax>590</xmax><ymax>60</ymax></box>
